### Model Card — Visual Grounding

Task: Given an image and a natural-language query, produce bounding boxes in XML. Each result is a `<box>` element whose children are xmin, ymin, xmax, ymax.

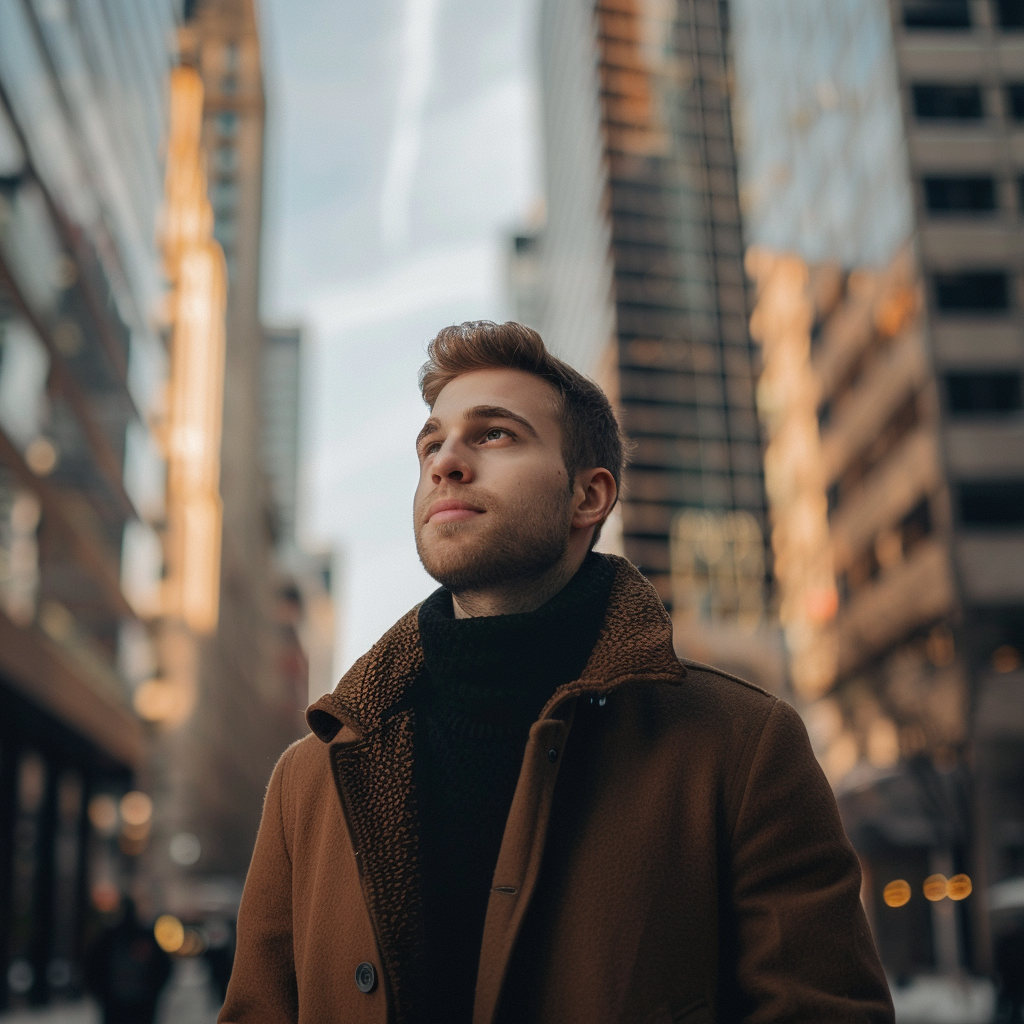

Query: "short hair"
<box><xmin>419</xmin><ymin>321</ymin><xmax>627</xmax><ymax>502</ymax></box>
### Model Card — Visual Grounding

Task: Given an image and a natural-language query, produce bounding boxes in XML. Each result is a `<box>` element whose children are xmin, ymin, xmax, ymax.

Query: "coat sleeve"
<box><xmin>725</xmin><ymin>698</ymin><xmax>894</xmax><ymax>1023</ymax></box>
<box><xmin>218</xmin><ymin>748</ymin><xmax>299</xmax><ymax>1024</ymax></box>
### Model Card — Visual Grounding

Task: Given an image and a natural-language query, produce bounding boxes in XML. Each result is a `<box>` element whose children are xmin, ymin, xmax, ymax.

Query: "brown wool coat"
<box><xmin>219</xmin><ymin>556</ymin><xmax>893</xmax><ymax>1024</ymax></box>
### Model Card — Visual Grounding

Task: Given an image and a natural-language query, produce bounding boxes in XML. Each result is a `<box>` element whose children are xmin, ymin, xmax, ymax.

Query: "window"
<box><xmin>214</xmin><ymin>215</ymin><xmax>236</xmax><ymax>248</ymax></box>
<box><xmin>924</xmin><ymin>176</ymin><xmax>996</xmax><ymax>212</ymax></box>
<box><xmin>213</xmin><ymin>145</ymin><xmax>237</xmax><ymax>175</ymax></box>
<box><xmin>934</xmin><ymin>271</ymin><xmax>1010</xmax><ymax>311</ymax></box>
<box><xmin>900</xmin><ymin>499</ymin><xmax>933</xmax><ymax>554</ymax></box>
<box><xmin>211</xmin><ymin>179</ymin><xmax>238</xmax><ymax>214</ymax></box>
<box><xmin>903</xmin><ymin>0</ymin><xmax>971</xmax><ymax>27</ymax></box>
<box><xmin>995</xmin><ymin>0</ymin><xmax>1024</xmax><ymax>28</ymax></box>
<box><xmin>1007</xmin><ymin>84</ymin><xmax>1024</xmax><ymax>120</ymax></box>
<box><xmin>946</xmin><ymin>372</ymin><xmax>1023</xmax><ymax>414</ymax></box>
<box><xmin>912</xmin><ymin>84</ymin><xmax>984</xmax><ymax>119</ymax></box>
<box><xmin>215</xmin><ymin>112</ymin><xmax>238</xmax><ymax>138</ymax></box>
<box><xmin>959</xmin><ymin>481</ymin><xmax>1024</xmax><ymax>526</ymax></box>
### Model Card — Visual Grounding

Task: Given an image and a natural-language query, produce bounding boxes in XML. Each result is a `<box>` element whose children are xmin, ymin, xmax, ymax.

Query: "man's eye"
<box><xmin>484</xmin><ymin>428</ymin><xmax>508</xmax><ymax>442</ymax></box>
<box><xmin>424</xmin><ymin>441</ymin><xmax>441</xmax><ymax>455</ymax></box>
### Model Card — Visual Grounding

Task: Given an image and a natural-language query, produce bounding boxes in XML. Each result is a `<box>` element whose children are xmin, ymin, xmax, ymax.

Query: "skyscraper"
<box><xmin>152</xmin><ymin>0</ymin><xmax>307</xmax><ymax>917</ymax></box>
<box><xmin>527</xmin><ymin>0</ymin><xmax>768</xmax><ymax>618</ymax></box>
<box><xmin>0</xmin><ymin>0</ymin><xmax>177</xmax><ymax>1006</ymax></box>
<box><xmin>262</xmin><ymin>323</ymin><xmax>336</xmax><ymax>704</ymax></box>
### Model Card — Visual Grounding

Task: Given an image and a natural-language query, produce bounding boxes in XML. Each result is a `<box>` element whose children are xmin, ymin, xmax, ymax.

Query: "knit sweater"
<box><xmin>413</xmin><ymin>552</ymin><xmax>616</xmax><ymax>1023</ymax></box>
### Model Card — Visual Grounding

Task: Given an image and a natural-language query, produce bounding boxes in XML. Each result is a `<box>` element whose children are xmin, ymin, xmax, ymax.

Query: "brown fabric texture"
<box><xmin>219</xmin><ymin>555</ymin><xmax>893</xmax><ymax>1024</ymax></box>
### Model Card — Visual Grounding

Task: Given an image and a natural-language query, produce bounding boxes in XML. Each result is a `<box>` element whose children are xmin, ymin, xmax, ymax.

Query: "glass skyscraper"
<box><xmin>0</xmin><ymin>0</ymin><xmax>177</xmax><ymax>1007</ymax></box>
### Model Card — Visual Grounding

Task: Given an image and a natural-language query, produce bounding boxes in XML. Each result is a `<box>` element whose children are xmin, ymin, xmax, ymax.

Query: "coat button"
<box><xmin>355</xmin><ymin>961</ymin><xmax>377</xmax><ymax>993</ymax></box>
<box><xmin>548</xmin><ymin>748</ymin><xmax>558</xmax><ymax>762</ymax></box>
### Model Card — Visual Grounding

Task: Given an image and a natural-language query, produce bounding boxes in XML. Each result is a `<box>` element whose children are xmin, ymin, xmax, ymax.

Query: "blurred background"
<box><xmin>0</xmin><ymin>0</ymin><xmax>1021</xmax><ymax>1021</ymax></box>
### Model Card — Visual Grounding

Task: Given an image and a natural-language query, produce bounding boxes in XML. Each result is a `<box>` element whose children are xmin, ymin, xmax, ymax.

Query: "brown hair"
<box><xmin>419</xmin><ymin>321</ymin><xmax>627</xmax><ymax>502</ymax></box>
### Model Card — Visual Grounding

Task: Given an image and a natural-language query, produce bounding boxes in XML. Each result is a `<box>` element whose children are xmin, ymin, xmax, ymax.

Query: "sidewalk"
<box><xmin>0</xmin><ymin>959</ymin><xmax>219</xmax><ymax>1024</ymax></box>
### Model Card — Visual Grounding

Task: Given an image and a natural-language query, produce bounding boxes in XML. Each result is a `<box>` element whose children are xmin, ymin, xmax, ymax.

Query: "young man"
<box><xmin>220</xmin><ymin>322</ymin><xmax>893</xmax><ymax>1024</ymax></box>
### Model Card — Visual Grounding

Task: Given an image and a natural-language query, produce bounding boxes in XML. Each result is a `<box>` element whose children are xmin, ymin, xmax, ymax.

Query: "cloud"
<box><xmin>307</xmin><ymin>239</ymin><xmax>499</xmax><ymax>338</ymax></box>
<box><xmin>379</xmin><ymin>0</ymin><xmax>442</xmax><ymax>247</ymax></box>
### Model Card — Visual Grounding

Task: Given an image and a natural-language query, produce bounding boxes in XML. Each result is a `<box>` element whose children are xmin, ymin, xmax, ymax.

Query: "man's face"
<box><xmin>413</xmin><ymin>367</ymin><xmax>574</xmax><ymax>594</ymax></box>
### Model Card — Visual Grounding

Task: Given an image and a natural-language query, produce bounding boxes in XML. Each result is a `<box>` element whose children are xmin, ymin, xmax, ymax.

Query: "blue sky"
<box><xmin>258</xmin><ymin>0</ymin><xmax>541</xmax><ymax>677</ymax></box>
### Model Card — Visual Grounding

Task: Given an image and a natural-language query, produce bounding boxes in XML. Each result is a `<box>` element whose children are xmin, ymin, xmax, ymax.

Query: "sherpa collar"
<box><xmin>306</xmin><ymin>553</ymin><xmax>686</xmax><ymax>743</ymax></box>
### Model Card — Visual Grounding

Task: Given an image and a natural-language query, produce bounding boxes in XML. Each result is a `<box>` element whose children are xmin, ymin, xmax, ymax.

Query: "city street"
<box><xmin>0</xmin><ymin>962</ymin><xmax>219</xmax><ymax>1024</ymax></box>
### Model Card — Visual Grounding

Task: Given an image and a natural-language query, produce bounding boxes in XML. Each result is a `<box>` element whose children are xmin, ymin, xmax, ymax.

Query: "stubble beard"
<box><xmin>415</xmin><ymin>488</ymin><xmax>572</xmax><ymax>596</ymax></box>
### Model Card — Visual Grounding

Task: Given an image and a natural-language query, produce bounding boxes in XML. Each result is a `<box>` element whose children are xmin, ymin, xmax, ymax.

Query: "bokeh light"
<box><xmin>883</xmin><ymin>879</ymin><xmax>912</xmax><ymax>908</ymax></box>
<box><xmin>154</xmin><ymin>915</ymin><xmax>185</xmax><ymax>954</ymax></box>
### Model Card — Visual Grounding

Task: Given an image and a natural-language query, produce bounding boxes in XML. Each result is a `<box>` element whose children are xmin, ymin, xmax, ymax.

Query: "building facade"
<box><xmin>149</xmin><ymin>0</ymin><xmax>308</xmax><ymax>920</ymax></box>
<box><xmin>886</xmin><ymin>0</ymin><xmax>1024</xmax><ymax>972</ymax></box>
<box><xmin>748</xmin><ymin>247</ymin><xmax>976</xmax><ymax>978</ymax></box>
<box><xmin>0</xmin><ymin>0</ymin><xmax>178</xmax><ymax>1007</ymax></box>
<box><xmin>526</xmin><ymin>0</ymin><xmax>769</xmax><ymax>624</ymax></box>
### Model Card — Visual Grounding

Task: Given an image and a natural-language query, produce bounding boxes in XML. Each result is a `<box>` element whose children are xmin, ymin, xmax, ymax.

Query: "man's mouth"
<box><xmin>425</xmin><ymin>499</ymin><xmax>485</xmax><ymax>524</ymax></box>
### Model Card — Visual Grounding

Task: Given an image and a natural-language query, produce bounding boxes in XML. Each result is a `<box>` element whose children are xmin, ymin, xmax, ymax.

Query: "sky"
<box><xmin>258</xmin><ymin>0</ymin><xmax>542</xmax><ymax>678</ymax></box>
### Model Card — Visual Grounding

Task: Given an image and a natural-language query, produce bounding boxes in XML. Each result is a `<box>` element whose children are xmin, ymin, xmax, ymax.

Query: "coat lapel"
<box><xmin>308</xmin><ymin>609</ymin><xmax>426</xmax><ymax>1024</ymax></box>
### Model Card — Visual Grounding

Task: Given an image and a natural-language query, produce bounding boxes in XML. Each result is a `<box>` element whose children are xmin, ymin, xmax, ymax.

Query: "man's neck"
<box><xmin>451</xmin><ymin>548</ymin><xmax>587</xmax><ymax>618</ymax></box>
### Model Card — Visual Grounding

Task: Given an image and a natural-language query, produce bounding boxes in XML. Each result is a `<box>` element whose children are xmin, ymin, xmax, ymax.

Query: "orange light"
<box><xmin>747</xmin><ymin>249</ymin><xmax>838</xmax><ymax>700</ymax></box>
<box><xmin>923</xmin><ymin>874</ymin><xmax>948</xmax><ymax>901</ymax></box>
<box><xmin>161</xmin><ymin>67</ymin><xmax>227</xmax><ymax>636</ymax></box>
<box><xmin>883</xmin><ymin>879</ymin><xmax>912</xmax><ymax>907</ymax></box>
<box><xmin>947</xmin><ymin>874</ymin><xmax>972</xmax><ymax>901</ymax></box>
<box><xmin>154</xmin><ymin>915</ymin><xmax>185</xmax><ymax>954</ymax></box>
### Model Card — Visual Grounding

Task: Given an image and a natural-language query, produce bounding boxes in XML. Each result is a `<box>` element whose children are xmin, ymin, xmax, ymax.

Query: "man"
<box><xmin>220</xmin><ymin>322</ymin><xmax>892</xmax><ymax>1024</ymax></box>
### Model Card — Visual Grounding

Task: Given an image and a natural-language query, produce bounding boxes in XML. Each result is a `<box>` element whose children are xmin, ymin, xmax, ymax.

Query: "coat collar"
<box><xmin>306</xmin><ymin>554</ymin><xmax>686</xmax><ymax>743</ymax></box>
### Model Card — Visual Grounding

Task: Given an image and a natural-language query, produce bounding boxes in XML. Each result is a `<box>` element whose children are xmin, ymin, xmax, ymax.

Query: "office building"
<box><xmin>885</xmin><ymin>0</ymin><xmax>1024</xmax><ymax>973</ymax></box>
<box><xmin>0</xmin><ymin>0</ymin><xmax>178</xmax><ymax>1007</ymax></box>
<box><xmin>748</xmin><ymin>247</ymin><xmax>975</xmax><ymax>977</ymax></box>
<box><xmin>262</xmin><ymin>323</ymin><xmax>336</xmax><ymax>704</ymax></box>
<box><xmin>732</xmin><ymin>0</ymin><xmax>1024</xmax><ymax>978</ymax></box>
<box><xmin>526</xmin><ymin>0</ymin><xmax>769</xmax><ymax>624</ymax></box>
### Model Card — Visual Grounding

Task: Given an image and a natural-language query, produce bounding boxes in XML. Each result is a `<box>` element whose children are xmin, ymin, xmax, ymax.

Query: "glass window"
<box><xmin>903</xmin><ymin>0</ymin><xmax>971</xmax><ymax>27</ymax></box>
<box><xmin>213</xmin><ymin>215</ymin><xmax>236</xmax><ymax>248</ymax></box>
<box><xmin>923</xmin><ymin>176</ymin><xmax>997</xmax><ymax>212</ymax></box>
<box><xmin>215</xmin><ymin>111</ymin><xmax>238</xmax><ymax>138</ymax></box>
<box><xmin>1007</xmin><ymin>84</ymin><xmax>1024</xmax><ymax>119</ymax></box>
<box><xmin>211</xmin><ymin>179</ymin><xmax>238</xmax><ymax>214</ymax></box>
<box><xmin>946</xmin><ymin>372</ymin><xmax>1022</xmax><ymax>414</ymax></box>
<box><xmin>912</xmin><ymin>84</ymin><xmax>984</xmax><ymax>119</ymax></box>
<box><xmin>934</xmin><ymin>271</ymin><xmax>1010</xmax><ymax>311</ymax></box>
<box><xmin>995</xmin><ymin>0</ymin><xmax>1024</xmax><ymax>28</ymax></box>
<box><xmin>958</xmin><ymin>481</ymin><xmax>1024</xmax><ymax>526</ymax></box>
<box><xmin>213</xmin><ymin>145</ymin><xmax>238</xmax><ymax>174</ymax></box>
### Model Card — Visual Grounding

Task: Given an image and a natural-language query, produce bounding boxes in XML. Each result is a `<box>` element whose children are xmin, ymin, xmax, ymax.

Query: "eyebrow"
<box><xmin>415</xmin><ymin>405</ymin><xmax>540</xmax><ymax>449</ymax></box>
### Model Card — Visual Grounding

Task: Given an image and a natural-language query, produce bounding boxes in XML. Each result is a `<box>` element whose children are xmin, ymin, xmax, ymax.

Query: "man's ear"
<box><xmin>571</xmin><ymin>468</ymin><xmax>617</xmax><ymax>532</ymax></box>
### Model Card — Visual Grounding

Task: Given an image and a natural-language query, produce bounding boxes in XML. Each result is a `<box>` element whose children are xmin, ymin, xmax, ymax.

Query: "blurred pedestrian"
<box><xmin>220</xmin><ymin>322</ymin><xmax>894</xmax><ymax>1023</ymax></box>
<box><xmin>996</xmin><ymin>925</ymin><xmax>1024</xmax><ymax>1024</ymax></box>
<box><xmin>203</xmin><ymin>918</ymin><xmax>235</xmax><ymax>1004</ymax></box>
<box><xmin>85</xmin><ymin>897</ymin><xmax>172</xmax><ymax>1024</ymax></box>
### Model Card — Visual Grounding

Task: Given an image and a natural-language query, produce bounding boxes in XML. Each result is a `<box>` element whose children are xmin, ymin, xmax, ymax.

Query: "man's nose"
<box><xmin>431</xmin><ymin>443</ymin><xmax>473</xmax><ymax>484</ymax></box>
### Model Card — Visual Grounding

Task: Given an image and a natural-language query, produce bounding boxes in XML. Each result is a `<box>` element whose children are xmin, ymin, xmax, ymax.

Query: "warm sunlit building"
<box><xmin>734</xmin><ymin>0</ymin><xmax>1024</xmax><ymax>984</ymax></box>
<box><xmin>747</xmin><ymin>247</ymin><xmax>976</xmax><ymax>978</ymax></box>
<box><xmin>0</xmin><ymin>1</ymin><xmax>178</xmax><ymax>1008</ymax></box>
<box><xmin>885</xmin><ymin>0</ymin><xmax>1024</xmax><ymax>972</ymax></box>
<box><xmin>145</xmin><ymin>0</ymin><xmax>313</xmax><ymax>922</ymax></box>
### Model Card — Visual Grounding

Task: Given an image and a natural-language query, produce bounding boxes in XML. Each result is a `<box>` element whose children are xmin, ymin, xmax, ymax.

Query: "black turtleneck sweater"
<box><xmin>414</xmin><ymin>552</ymin><xmax>615</xmax><ymax>1023</ymax></box>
